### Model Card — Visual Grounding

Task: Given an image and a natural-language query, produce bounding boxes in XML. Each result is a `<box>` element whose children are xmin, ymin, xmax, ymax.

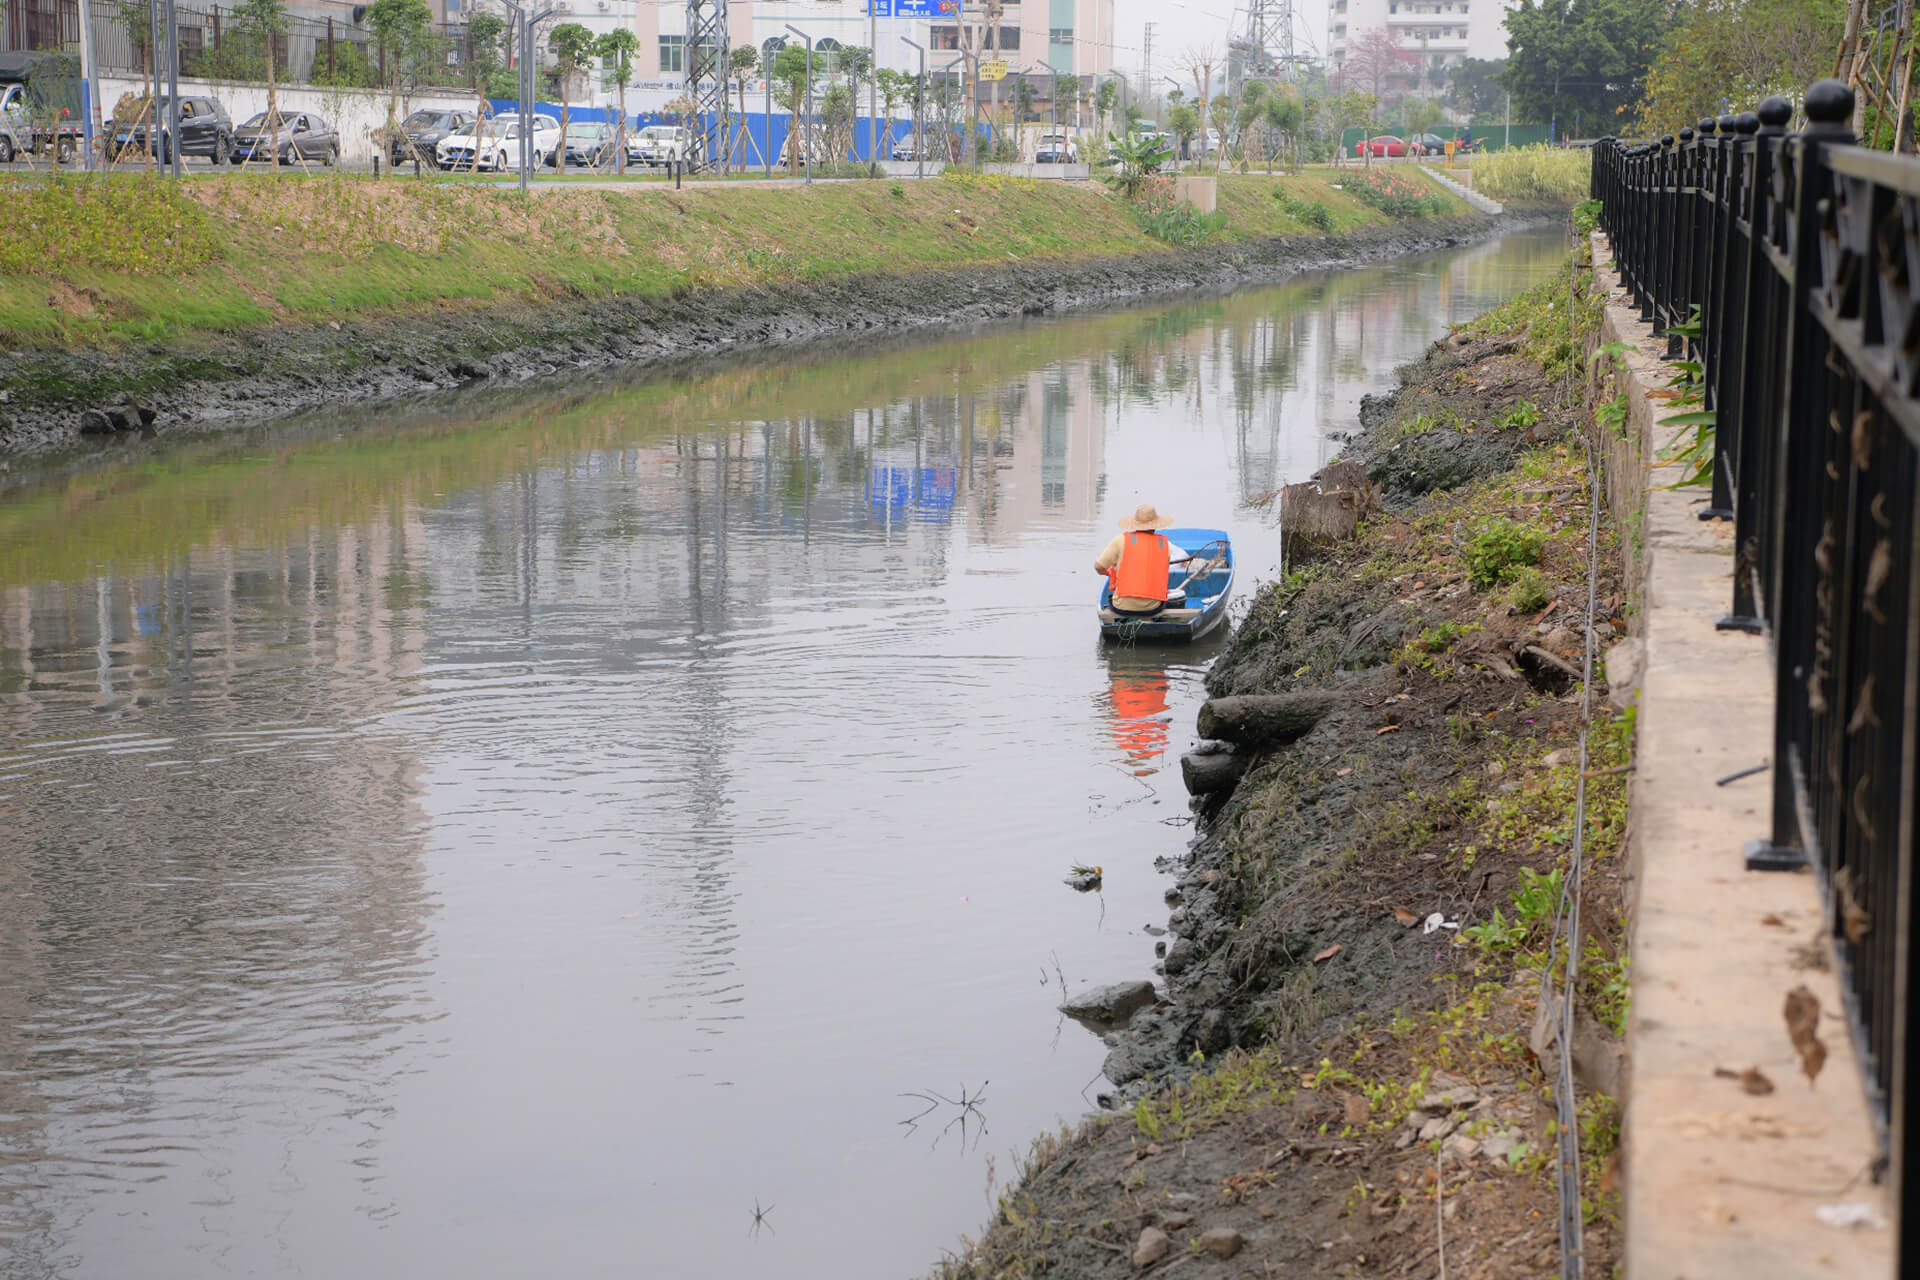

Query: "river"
<box><xmin>0</xmin><ymin>227</ymin><xmax>1567</xmax><ymax>1280</ymax></box>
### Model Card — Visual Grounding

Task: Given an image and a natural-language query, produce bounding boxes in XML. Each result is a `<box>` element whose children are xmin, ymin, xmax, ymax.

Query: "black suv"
<box><xmin>108</xmin><ymin>94</ymin><xmax>235</xmax><ymax>165</ymax></box>
<box><xmin>390</xmin><ymin>108</ymin><xmax>476</xmax><ymax>167</ymax></box>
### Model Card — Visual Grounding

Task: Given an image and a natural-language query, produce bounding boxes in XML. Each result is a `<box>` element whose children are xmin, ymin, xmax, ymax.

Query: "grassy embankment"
<box><xmin>936</xmin><ymin>255</ymin><xmax>1637</xmax><ymax>1277</ymax></box>
<box><xmin>1469</xmin><ymin>144</ymin><xmax>1594</xmax><ymax>204</ymax></box>
<box><xmin>0</xmin><ymin>168</ymin><xmax>1474</xmax><ymax>349</ymax></box>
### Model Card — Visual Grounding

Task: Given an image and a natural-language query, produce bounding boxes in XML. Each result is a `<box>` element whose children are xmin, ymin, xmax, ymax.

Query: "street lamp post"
<box><xmin>1163</xmin><ymin>75</ymin><xmax>1183</xmax><ymax>166</ymax></box>
<box><xmin>901</xmin><ymin>35</ymin><xmax>925</xmax><ymax>181</ymax></box>
<box><xmin>784</xmin><ymin>24</ymin><xmax>812</xmax><ymax>185</ymax></box>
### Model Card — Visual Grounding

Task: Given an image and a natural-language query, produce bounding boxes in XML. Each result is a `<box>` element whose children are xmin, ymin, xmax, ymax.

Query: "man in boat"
<box><xmin>1095</xmin><ymin>504</ymin><xmax>1181</xmax><ymax>616</ymax></box>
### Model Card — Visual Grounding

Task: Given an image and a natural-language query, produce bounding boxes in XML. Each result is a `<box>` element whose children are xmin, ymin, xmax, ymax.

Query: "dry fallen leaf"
<box><xmin>1346</xmin><ymin>1094</ymin><xmax>1371</xmax><ymax>1128</ymax></box>
<box><xmin>1377</xmin><ymin>725</ymin><xmax>1401</xmax><ymax>735</ymax></box>
<box><xmin>1314</xmin><ymin>944</ymin><xmax>1343</xmax><ymax>963</ymax></box>
<box><xmin>1394</xmin><ymin>907</ymin><xmax>1419</xmax><ymax>928</ymax></box>
<box><xmin>1336</xmin><ymin>767</ymin><xmax>1353</xmax><ymax>778</ymax></box>
<box><xmin>1714</xmin><ymin>1065</ymin><xmax>1777</xmax><ymax>1095</ymax></box>
<box><xmin>1785</xmin><ymin>985</ymin><xmax>1828</xmax><ymax>1085</ymax></box>
<box><xmin>1759</xmin><ymin>913</ymin><xmax>1788</xmax><ymax>928</ymax></box>
<box><xmin>1834</xmin><ymin>867</ymin><xmax>1871</xmax><ymax>946</ymax></box>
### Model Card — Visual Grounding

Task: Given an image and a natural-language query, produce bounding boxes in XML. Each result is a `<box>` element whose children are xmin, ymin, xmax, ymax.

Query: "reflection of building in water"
<box><xmin>0</xmin><ymin>515</ymin><xmax>436</xmax><ymax>1259</ymax></box>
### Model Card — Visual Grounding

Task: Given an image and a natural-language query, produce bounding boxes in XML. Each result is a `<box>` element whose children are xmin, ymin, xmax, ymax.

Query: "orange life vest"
<box><xmin>1111</xmin><ymin>532</ymin><xmax>1171</xmax><ymax>602</ymax></box>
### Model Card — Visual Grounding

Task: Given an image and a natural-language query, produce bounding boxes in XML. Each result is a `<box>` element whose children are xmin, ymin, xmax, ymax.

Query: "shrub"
<box><xmin>1505</xmin><ymin>565</ymin><xmax>1551</xmax><ymax>613</ymax></box>
<box><xmin>1342</xmin><ymin>168</ymin><xmax>1446</xmax><ymax>218</ymax></box>
<box><xmin>1472</xmin><ymin>145</ymin><xmax>1592</xmax><ymax>203</ymax></box>
<box><xmin>1465</xmin><ymin>516</ymin><xmax>1546</xmax><ymax>589</ymax></box>
<box><xmin>1271</xmin><ymin>185</ymin><xmax>1334</xmax><ymax>230</ymax></box>
<box><xmin>1135</xmin><ymin>175</ymin><xmax>1226</xmax><ymax>244</ymax></box>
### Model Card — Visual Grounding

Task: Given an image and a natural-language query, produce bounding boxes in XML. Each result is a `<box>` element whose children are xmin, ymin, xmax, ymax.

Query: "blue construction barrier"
<box><xmin>485</xmin><ymin>100</ymin><xmax>967</xmax><ymax>164</ymax></box>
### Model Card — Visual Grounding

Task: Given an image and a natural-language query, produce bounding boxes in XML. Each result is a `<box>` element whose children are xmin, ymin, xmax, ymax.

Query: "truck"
<box><xmin>0</xmin><ymin>50</ymin><xmax>86</xmax><ymax>165</ymax></box>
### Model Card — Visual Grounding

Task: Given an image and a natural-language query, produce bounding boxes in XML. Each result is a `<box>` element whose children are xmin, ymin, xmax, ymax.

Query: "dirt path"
<box><xmin>935</xmin><ymin>251</ymin><xmax>1635</xmax><ymax>1279</ymax></box>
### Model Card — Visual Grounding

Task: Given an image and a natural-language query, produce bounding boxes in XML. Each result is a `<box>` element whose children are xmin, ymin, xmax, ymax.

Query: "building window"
<box><xmin>659</xmin><ymin>34</ymin><xmax>682</xmax><ymax>73</ymax></box>
<box><xmin>931</xmin><ymin>23</ymin><xmax>960</xmax><ymax>50</ymax></box>
<box><xmin>994</xmin><ymin>25</ymin><xmax>1019</xmax><ymax>49</ymax></box>
<box><xmin>1334</xmin><ymin>23</ymin><xmax>1346</xmax><ymax>35</ymax></box>
<box><xmin>1049</xmin><ymin>27</ymin><xmax>1072</xmax><ymax>43</ymax></box>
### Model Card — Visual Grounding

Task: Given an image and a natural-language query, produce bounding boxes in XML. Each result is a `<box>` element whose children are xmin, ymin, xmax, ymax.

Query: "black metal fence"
<box><xmin>1592</xmin><ymin>79</ymin><xmax>1917</xmax><ymax>1257</ymax></box>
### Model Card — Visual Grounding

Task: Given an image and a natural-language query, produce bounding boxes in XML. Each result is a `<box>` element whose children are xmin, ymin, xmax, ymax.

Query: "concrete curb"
<box><xmin>1590</xmin><ymin>233</ymin><xmax>1892</xmax><ymax>1279</ymax></box>
<box><xmin>1420</xmin><ymin>166</ymin><xmax>1502</xmax><ymax>214</ymax></box>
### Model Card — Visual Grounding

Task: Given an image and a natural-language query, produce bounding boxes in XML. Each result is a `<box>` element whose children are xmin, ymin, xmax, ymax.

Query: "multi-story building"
<box><xmin>1327</xmin><ymin>0</ymin><xmax>1510</xmax><ymax>98</ymax></box>
<box><xmin>629</xmin><ymin>0</ymin><xmax>1115</xmax><ymax>113</ymax></box>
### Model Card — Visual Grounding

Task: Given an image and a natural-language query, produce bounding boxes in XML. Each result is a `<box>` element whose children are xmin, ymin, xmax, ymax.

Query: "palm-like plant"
<box><xmin>1099</xmin><ymin>129</ymin><xmax>1171</xmax><ymax>199</ymax></box>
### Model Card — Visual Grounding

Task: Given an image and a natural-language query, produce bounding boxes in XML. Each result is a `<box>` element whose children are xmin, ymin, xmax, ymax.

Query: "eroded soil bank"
<box><xmin>938</xmin><ymin>250</ymin><xmax>1638</xmax><ymax>1278</ymax></box>
<box><xmin>0</xmin><ymin>212</ymin><xmax>1555</xmax><ymax>459</ymax></box>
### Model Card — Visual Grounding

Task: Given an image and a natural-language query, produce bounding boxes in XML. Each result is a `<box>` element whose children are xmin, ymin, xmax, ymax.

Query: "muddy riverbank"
<box><xmin>938</xmin><ymin>251</ymin><xmax>1637</xmax><ymax>1278</ymax></box>
<box><xmin>0</xmin><ymin>211</ymin><xmax>1557</xmax><ymax>459</ymax></box>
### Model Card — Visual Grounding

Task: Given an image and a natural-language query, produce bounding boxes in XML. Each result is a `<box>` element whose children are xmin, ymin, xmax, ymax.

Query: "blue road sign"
<box><xmin>871</xmin><ymin>0</ymin><xmax>959</xmax><ymax>15</ymax></box>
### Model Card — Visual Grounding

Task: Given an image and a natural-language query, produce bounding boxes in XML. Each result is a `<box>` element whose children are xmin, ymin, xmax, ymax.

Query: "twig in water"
<box><xmin>898</xmin><ymin>1081</ymin><xmax>991</xmax><ymax>1153</ymax></box>
<box><xmin>748</xmin><ymin>1198</ymin><xmax>776</xmax><ymax>1238</ymax></box>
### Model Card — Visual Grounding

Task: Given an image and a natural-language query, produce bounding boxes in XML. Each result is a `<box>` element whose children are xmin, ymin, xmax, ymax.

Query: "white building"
<box><xmin>1328</xmin><ymin>0</ymin><xmax>1511</xmax><ymax>98</ymax></box>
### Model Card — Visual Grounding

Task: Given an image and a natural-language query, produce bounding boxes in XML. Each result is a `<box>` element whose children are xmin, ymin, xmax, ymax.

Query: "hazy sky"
<box><xmin>1109</xmin><ymin>0</ymin><xmax>1328</xmax><ymax>79</ymax></box>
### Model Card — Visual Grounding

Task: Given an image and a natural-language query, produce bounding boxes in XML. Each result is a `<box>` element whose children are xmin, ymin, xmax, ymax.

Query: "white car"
<box><xmin>627</xmin><ymin>124</ymin><xmax>687</xmax><ymax>168</ymax></box>
<box><xmin>1035</xmin><ymin>132</ymin><xmax>1079</xmax><ymax>163</ymax></box>
<box><xmin>436</xmin><ymin>113</ymin><xmax>561</xmax><ymax>171</ymax></box>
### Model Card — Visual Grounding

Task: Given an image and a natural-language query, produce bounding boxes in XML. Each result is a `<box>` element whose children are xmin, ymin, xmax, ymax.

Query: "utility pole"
<box><xmin>868</xmin><ymin>0</ymin><xmax>877</xmax><ymax>168</ymax></box>
<box><xmin>77</xmin><ymin>0</ymin><xmax>98</xmax><ymax>170</ymax></box>
<box><xmin>1143</xmin><ymin>21</ymin><xmax>1153</xmax><ymax>118</ymax></box>
<box><xmin>165</xmin><ymin>0</ymin><xmax>181</xmax><ymax>178</ymax></box>
<box><xmin>902</xmin><ymin>34</ymin><xmax>924</xmax><ymax>179</ymax></box>
<box><xmin>1505</xmin><ymin>90</ymin><xmax>1510</xmax><ymax>149</ymax></box>
<box><xmin>985</xmin><ymin>0</ymin><xmax>1002</xmax><ymax>157</ymax></box>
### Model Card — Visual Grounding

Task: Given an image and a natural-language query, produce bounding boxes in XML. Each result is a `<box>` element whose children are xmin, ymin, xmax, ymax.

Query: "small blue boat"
<box><xmin>1098</xmin><ymin>528</ymin><xmax>1235</xmax><ymax>642</ymax></box>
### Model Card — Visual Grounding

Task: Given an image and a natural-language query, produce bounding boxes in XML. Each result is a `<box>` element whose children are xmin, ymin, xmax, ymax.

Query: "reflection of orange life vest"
<box><xmin>1110</xmin><ymin>674</ymin><xmax>1171</xmax><ymax>770</ymax></box>
<box><xmin>1111</xmin><ymin>532</ymin><xmax>1171</xmax><ymax>601</ymax></box>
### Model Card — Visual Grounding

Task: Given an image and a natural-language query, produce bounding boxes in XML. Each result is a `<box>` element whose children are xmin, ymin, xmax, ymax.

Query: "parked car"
<box><xmin>436</xmin><ymin>114</ymin><xmax>560</xmax><ymax>171</ymax></box>
<box><xmin>0</xmin><ymin>87</ymin><xmax>26</xmax><ymax>164</ymax></box>
<box><xmin>106</xmin><ymin>94</ymin><xmax>235</xmax><ymax>165</ymax></box>
<box><xmin>1408</xmin><ymin>132</ymin><xmax>1473</xmax><ymax>156</ymax></box>
<box><xmin>1354</xmin><ymin>134</ymin><xmax>1408</xmax><ymax>157</ymax></box>
<box><xmin>1035</xmin><ymin>132</ymin><xmax>1080</xmax><ymax>163</ymax></box>
<box><xmin>890</xmin><ymin>136</ymin><xmax>919</xmax><ymax>161</ymax></box>
<box><xmin>390</xmin><ymin>107</ymin><xmax>475</xmax><ymax>167</ymax></box>
<box><xmin>549</xmin><ymin>121</ymin><xmax>616</xmax><ymax>169</ymax></box>
<box><xmin>628</xmin><ymin>124</ymin><xmax>687</xmax><ymax>168</ymax></box>
<box><xmin>233</xmin><ymin>110</ymin><xmax>338</xmax><ymax>166</ymax></box>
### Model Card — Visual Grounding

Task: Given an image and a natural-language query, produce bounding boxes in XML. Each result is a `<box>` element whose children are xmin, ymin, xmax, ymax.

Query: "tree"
<box><xmin>1264</xmin><ymin>86</ymin><xmax>1304</xmax><ymax>172</ymax></box>
<box><xmin>1503</xmin><ymin>0</ymin><xmax>1674</xmax><ymax>138</ymax></box>
<box><xmin>771</xmin><ymin>43</ymin><xmax>812</xmax><ymax>171</ymax></box>
<box><xmin>1168</xmin><ymin>101</ymin><xmax>1200</xmax><ymax>159</ymax></box>
<box><xmin>1177</xmin><ymin>44</ymin><xmax>1220</xmax><ymax>166</ymax></box>
<box><xmin>548</xmin><ymin>22</ymin><xmax>595</xmax><ymax>174</ymax></box>
<box><xmin>1099</xmin><ymin>129</ymin><xmax>1171</xmax><ymax>198</ymax></box>
<box><xmin>875</xmin><ymin>66</ymin><xmax>906</xmax><ymax>160</ymax></box>
<box><xmin>1447</xmin><ymin>57</ymin><xmax>1508</xmax><ymax>120</ymax></box>
<box><xmin>1208</xmin><ymin>93</ymin><xmax>1234</xmax><ymax>163</ymax></box>
<box><xmin>835</xmin><ymin>45</ymin><xmax>873</xmax><ymax>163</ymax></box>
<box><xmin>1095</xmin><ymin>78</ymin><xmax>1119</xmax><ymax>135</ymax></box>
<box><xmin>1014</xmin><ymin>74</ymin><xmax>1036</xmax><ymax>126</ymax></box>
<box><xmin>1634</xmin><ymin>0</ymin><xmax>1841</xmax><ymax>139</ymax></box>
<box><xmin>1341</xmin><ymin>27</ymin><xmax>1420</xmax><ymax>121</ymax></box>
<box><xmin>1321</xmin><ymin>90</ymin><xmax>1375</xmax><ymax>164</ymax></box>
<box><xmin>729</xmin><ymin>44</ymin><xmax>760</xmax><ymax>169</ymax></box>
<box><xmin>596</xmin><ymin>27</ymin><xmax>638</xmax><ymax>173</ymax></box>
<box><xmin>232</xmin><ymin>0</ymin><xmax>288</xmax><ymax>171</ymax></box>
<box><xmin>367</xmin><ymin>0</ymin><xmax>432</xmax><ymax>169</ymax></box>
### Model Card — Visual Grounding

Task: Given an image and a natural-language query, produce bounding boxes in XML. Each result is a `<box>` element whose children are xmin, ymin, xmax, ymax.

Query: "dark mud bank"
<box><xmin>1088</xmin><ymin>331</ymin><xmax>1577</xmax><ymax>1104</ymax></box>
<box><xmin>0</xmin><ymin>212</ymin><xmax>1554</xmax><ymax>458</ymax></box>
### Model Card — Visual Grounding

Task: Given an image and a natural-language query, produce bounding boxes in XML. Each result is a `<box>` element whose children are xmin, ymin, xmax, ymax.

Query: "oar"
<box><xmin>1172</xmin><ymin>541</ymin><xmax>1227</xmax><ymax>596</ymax></box>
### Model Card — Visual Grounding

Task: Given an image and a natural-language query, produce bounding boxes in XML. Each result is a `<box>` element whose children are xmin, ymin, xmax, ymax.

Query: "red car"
<box><xmin>1354</xmin><ymin>135</ymin><xmax>1408</xmax><ymax>157</ymax></box>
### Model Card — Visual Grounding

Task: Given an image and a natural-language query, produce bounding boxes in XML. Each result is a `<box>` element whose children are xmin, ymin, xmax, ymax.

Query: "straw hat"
<box><xmin>1118</xmin><ymin>503</ymin><xmax>1176</xmax><ymax>531</ymax></box>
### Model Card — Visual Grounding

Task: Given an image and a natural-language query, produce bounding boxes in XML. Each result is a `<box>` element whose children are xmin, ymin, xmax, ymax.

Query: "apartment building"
<box><xmin>1328</xmin><ymin>0</ymin><xmax>1510</xmax><ymax>93</ymax></box>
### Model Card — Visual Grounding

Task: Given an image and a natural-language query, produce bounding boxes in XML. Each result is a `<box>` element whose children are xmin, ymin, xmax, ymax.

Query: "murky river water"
<box><xmin>0</xmin><ymin>228</ymin><xmax>1566</xmax><ymax>1279</ymax></box>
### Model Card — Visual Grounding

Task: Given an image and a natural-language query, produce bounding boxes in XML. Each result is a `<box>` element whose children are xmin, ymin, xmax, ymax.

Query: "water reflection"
<box><xmin>0</xmin><ymin>228</ymin><xmax>1568</xmax><ymax>1280</ymax></box>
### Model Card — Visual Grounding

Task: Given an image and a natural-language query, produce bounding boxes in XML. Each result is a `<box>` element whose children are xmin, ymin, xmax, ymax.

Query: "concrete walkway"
<box><xmin>1420</xmin><ymin>165</ymin><xmax>1501</xmax><ymax>213</ymax></box>
<box><xmin>1591</xmin><ymin>235</ymin><xmax>1890</xmax><ymax>1278</ymax></box>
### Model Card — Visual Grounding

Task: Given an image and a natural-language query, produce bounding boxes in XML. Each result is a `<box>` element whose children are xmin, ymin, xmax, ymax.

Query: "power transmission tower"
<box><xmin>1231</xmin><ymin>0</ymin><xmax>1308</xmax><ymax>91</ymax></box>
<box><xmin>685</xmin><ymin>0</ymin><xmax>729</xmax><ymax>172</ymax></box>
